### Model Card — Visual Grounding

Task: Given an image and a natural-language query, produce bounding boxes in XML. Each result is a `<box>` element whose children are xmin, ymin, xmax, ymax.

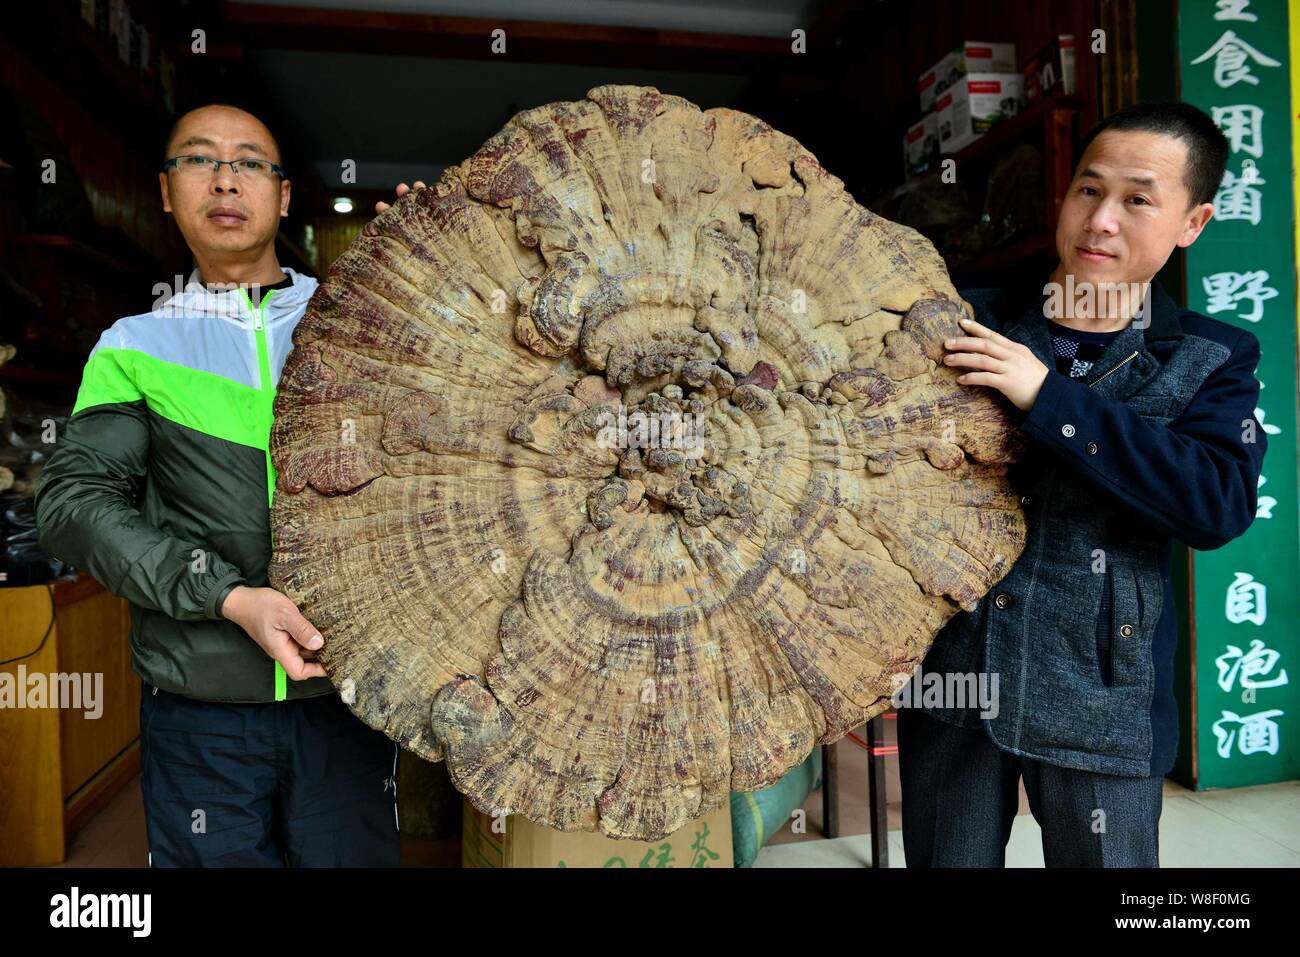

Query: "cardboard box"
<box><xmin>903</xmin><ymin>111</ymin><xmax>940</xmax><ymax>178</ymax></box>
<box><xmin>921</xmin><ymin>40</ymin><xmax>1017</xmax><ymax>110</ymax></box>
<box><xmin>918</xmin><ymin>64</ymin><xmax>942</xmax><ymax>113</ymax></box>
<box><xmin>1024</xmin><ymin>34</ymin><xmax>1077</xmax><ymax>100</ymax></box>
<box><xmin>462</xmin><ymin>798</ymin><xmax>734</xmax><ymax>868</ymax></box>
<box><xmin>936</xmin><ymin>73</ymin><xmax>1028</xmax><ymax>154</ymax></box>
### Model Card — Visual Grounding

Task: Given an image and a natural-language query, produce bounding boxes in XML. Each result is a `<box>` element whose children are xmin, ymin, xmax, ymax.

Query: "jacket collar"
<box><xmin>158</xmin><ymin>266</ymin><xmax>318</xmax><ymax>323</ymax></box>
<box><xmin>1135</xmin><ymin>278</ymin><xmax>1185</xmax><ymax>345</ymax></box>
<box><xmin>1000</xmin><ymin>276</ymin><xmax>1182</xmax><ymax>400</ymax></box>
<box><xmin>1002</xmin><ymin>277</ymin><xmax>1183</xmax><ymax>342</ymax></box>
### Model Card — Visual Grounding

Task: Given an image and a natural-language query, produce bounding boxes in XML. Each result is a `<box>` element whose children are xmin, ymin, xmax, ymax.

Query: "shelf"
<box><xmin>876</xmin><ymin>92</ymin><xmax>1082</xmax><ymax>280</ymax></box>
<box><xmin>946</xmin><ymin>93</ymin><xmax>1080</xmax><ymax>168</ymax></box>
<box><xmin>946</xmin><ymin>230</ymin><xmax>1056</xmax><ymax>278</ymax></box>
<box><xmin>9</xmin><ymin>232</ymin><xmax>166</xmax><ymax>280</ymax></box>
<box><xmin>871</xmin><ymin>170</ymin><xmax>940</xmax><ymax>210</ymax></box>
<box><xmin>874</xmin><ymin>93</ymin><xmax>1082</xmax><ymax>212</ymax></box>
<box><xmin>10</xmin><ymin>234</ymin><xmax>134</xmax><ymax>275</ymax></box>
<box><xmin>0</xmin><ymin>365</ymin><xmax>82</xmax><ymax>388</ymax></box>
<box><xmin>20</xmin><ymin>6</ymin><xmax>172</xmax><ymax>136</ymax></box>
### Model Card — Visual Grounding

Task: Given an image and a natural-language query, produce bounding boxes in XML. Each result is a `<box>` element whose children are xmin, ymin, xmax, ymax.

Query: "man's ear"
<box><xmin>1176</xmin><ymin>202</ymin><xmax>1214</xmax><ymax>248</ymax></box>
<box><xmin>281</xmin><ymin>178</ymin><xmax>291</xmax><ymax>218</ymax></box>
<box><xmin>159</xmin><ymin>172</ymin><xmax>172</xmax><ymax>213</ymax></box>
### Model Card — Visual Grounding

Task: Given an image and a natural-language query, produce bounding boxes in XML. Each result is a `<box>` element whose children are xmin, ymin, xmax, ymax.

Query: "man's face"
<box><xmin>1055</xmin><ymin>129</ymin><xmax>1213</xmax><ymax>288</ymax></box>
<box><xmin>158</xmin><ymin>106</ymin><xmax>290</xmax><ymax>260</ymax></box>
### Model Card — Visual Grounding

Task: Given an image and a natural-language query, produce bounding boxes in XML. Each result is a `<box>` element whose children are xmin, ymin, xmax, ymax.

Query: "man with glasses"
<box><xmin>35</xmin><ymin>103</ymin><xmax>404</xmax><ymax>866</ymax></box>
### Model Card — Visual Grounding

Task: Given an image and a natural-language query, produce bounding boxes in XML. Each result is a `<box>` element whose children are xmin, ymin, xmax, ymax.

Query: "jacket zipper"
<box><xmin>1088</xmin><ymin>349</ymin><xmax>1139</xmax><ymax>388</ymax></box>
<box><xmin>241</xmin><ymin>288</ymin><xmax>288</xmax><ymax>702</ymax></box>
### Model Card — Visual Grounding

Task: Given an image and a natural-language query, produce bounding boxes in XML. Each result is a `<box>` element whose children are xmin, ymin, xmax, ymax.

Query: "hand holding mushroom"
<box><xmin>944</xmin><ymin>316</ymin><xmax>1050</xmax><ymax>412</ymax></box>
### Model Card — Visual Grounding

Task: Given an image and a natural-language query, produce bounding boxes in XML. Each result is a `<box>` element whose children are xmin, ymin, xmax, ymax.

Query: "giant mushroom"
<box><xmin>269</xmin><ymin>85</ymin><xmax>1026</xmax><ymax>841</ymax></box>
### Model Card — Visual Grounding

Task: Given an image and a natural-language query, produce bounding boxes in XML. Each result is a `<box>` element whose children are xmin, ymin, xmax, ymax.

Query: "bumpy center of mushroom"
<box><xmin>580</xmin><ymin>353</ymin><xmax>788</xmax><ymax>529</ymax></box>
<box><xmin>607</xmin><ymin>386</ymin><xmax>750</xmax><ymax>527</ymax></box>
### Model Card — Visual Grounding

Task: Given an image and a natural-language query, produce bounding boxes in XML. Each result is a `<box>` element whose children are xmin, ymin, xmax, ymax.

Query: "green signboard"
<box><xmin>1179</xmin><ymin>0</ymin><xmax>1298</xmax><ymax>787</ymax></box>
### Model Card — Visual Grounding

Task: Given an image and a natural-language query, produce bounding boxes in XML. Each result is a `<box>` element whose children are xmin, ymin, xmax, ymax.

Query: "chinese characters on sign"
<box><xmin>1181</xmin><ymin>0</ymin><xmax>1297</xmax><ymax>786</ymax></box>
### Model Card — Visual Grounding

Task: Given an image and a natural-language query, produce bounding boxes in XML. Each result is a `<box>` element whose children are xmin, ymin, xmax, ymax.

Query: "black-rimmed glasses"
<box><xmin>162</xmin><ymin>154</ymin><xmax>286</xmax><ymax>180</ymax></box>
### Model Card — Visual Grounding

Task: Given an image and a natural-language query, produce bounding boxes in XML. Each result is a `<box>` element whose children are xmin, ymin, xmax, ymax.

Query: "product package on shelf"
<box><xmin>1024</xmin><ymin>34</ymin><xmax>1077</xmax><ymax>99</ymax></box>
<box><xmin>0</xmin><ymin>353</ymin><xmax>71</xmax><ymax>587</ymax></box>
<box><xmin>919</xmin><ymin>40</ymin><xmax>1017</xmax><ymax>111</ymax></box>
<box><xmin>903</xmin><ymin>111</ymin><xmax>939</xmax><ymax>178</ymax></box>
<box><xmin>936</xmin><ymin>73</ymin><xmax>1028</xmax><ymax>154</ymax></box>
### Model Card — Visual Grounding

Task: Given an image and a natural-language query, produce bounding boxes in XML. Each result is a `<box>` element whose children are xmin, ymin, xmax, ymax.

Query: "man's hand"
<box><xmin>944</xmin><ymin>316</ymin><xmax>1050</xmax><ymax>412</ymax></box>
<box><xmin>220</xmin><ymin>585</ymin><xmax>328</xmax><ymax>681</ymax></box>
<box><xmin>375</xmin><ymin>180</ymin><xmax>427</xmax><ymax>214</ymax></box>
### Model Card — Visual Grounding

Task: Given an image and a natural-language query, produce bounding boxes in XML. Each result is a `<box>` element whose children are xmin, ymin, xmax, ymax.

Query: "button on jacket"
<box><xmin>919</xmin><ymin>279</ymin><xmax>1267</xmax><ymax>777</ymax></box>
<box><xmin>34</xmin><ymin>267</ymin><xmax>334</xmax><ymax>703</ymax></box>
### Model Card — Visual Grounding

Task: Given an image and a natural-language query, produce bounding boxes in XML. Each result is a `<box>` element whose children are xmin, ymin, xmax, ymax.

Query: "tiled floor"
<box><xmin>50</xmin><ymin>715</ymin><xmax>1300</xmax><ymax>868</ymax></box>
<box><xmin>757</xmin><ymin>715</ymin><xmax>1300</xmax><ymax>867</ymax></box>
<box><xmin>55</xmin><ymin>773</ymin><xmax>149</xmax><ymax>868</ymax></box>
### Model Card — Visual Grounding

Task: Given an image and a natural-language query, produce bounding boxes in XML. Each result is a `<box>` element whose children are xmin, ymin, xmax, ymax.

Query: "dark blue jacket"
<box><xmin>918</xmin><ymin>278</ymin><xmax>1267</xmax><ymax>777</ymax></box>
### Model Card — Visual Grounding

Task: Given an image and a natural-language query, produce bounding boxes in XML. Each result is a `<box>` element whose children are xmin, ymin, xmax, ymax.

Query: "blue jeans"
<box><xmin>897</xmin><ymin>707</ymin><xmax>1164</xmax><ymax>867</ymax></box>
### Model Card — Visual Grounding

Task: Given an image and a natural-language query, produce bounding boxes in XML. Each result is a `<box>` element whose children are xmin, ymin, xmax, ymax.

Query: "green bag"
<box><xmin>730</xmin><ymin>748</ymin><xmax>824</xmax><ymax>868</ymax></box>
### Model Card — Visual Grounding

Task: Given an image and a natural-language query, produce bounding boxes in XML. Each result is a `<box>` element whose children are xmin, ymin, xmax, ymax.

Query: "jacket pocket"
<box><xmin>1125</xmin><ymin>392</ymin><xmax>1180</xmax><ymax>423</ymax></box>
<box><xmin>140</xmin><ymin>682</ymin><xmax>159</xmax><ymax>741</ymax></box>
<box><xmin>1094</xmin><ymin>565</ymin><xmax>1114</xmax><ymax>686</ymax></box>
<box><xmin>1106</xmin><ymin>561</ymin><xmax>1149</xmax><ymax>689</ymax></box>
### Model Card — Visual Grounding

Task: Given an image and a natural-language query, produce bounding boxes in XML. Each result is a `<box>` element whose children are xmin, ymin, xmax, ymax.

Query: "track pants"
<box><xmin>139</xmin><ymin>682</ymin><xmax>401</xmax><ymax>867</ymax></box>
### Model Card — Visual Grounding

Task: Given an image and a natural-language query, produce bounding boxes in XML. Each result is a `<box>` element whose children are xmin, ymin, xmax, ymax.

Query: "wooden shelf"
<box><xmin>946</xmin><ymin>230</ymin><xmax>1057</xmax><ymax>279</ymax></box>
<box><xmin>11</xmin><ymin>234</ymin><xmax>136</xmax><ymax>275</ymax></box>
<box><xmin>871</xmin><ymin>170</ymin><xmax>939</xmax><ymax>210</ymax></box>
<box><xmin>874</xmin><ymin>93</ymin><xmax>1081</xmax><ymax>281</ymax></box>
<box><xmin>947</xmin><ymin>93</ymin><xmax>1080</xmax><ymax>168</ymax></box>
<box><xmin>874</xmin><ymin>94</ymin><xmax>1081</xmax><ymax>211</ymax></box>
<box><xmin>9</xmin><ymin>232</ymin><xmax>169</xmax><ymax>285</ymax></box>
<box><xmin>0</xmin><ymin>365</ymin><xmax>82</xmax><ymax>388</ymax></box>
<box><xmin>3</xmin><ymin>233</ymin><xmax>172</xmax><ymax>394</ymax></box>
<box><xmin>24</xmin><ymin>5</ymin><xmax>172</xmax><ymax>136</ymax></box>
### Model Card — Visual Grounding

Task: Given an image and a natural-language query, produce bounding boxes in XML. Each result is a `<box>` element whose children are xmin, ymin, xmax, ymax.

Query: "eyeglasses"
<box><xmin>162</xmin><ymin>154</ymin><xmax>286</xmax><ymax>180</ymax></box>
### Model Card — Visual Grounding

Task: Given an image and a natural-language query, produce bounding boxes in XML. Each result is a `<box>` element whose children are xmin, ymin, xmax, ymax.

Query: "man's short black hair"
<box><xmin>1073</xmin><ymin>100</ymin><xmax>1228</xmax><ymax>209</ymax></box>
<box><xmin>161</xmin><ymin>102</ymin><xmax>282</xmax><ymax>167</ymax></box>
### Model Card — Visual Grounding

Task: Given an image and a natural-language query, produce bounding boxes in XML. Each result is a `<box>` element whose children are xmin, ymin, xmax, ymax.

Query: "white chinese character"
<box><xmin>1214</xmin><ymin>162</ymin><xmax>1266</xmax><ymax>224</ymax></box>
<box><xmin>1202</xmin><ymin>269</ymin><xmax>1276</xmax><ymax>322</ymax></box>
<box><xmin>1215</xmin><ymin>0</ymin><xmax>1258</xmax><ymax>22</ymax></box>
<box><xmin>1225</xmin><ymin>571</ymin><xmax>1266</xmax><ymax>625</ymax></box>
<box><xmin>1191</xmin><ymin>30</ymin><xmax>1281</xmax><ymax>87</ymax></box>
<box><xmin>1215</xmin><ymin>638</ymin><xmax>1288</xmax><ymax>691</ymax></box>
<box><xmin>1257</xmin><ymin>473</ymin><xmax>1275</xmax><ymax>519</ymax></box>
<box><xmin>1212</xmin><ymin>709</ymin><xmax>1284</xmax><ymax>757</ymax></box>
<box><xmin>1212</xmin><ymin>104</ymin><xmax>1264</xmax><ymax>157</ymax></box>
<box><xmin>1254</xmin><ymin>406</ymin><xmax>1282</xmax><ymax>436</ymax></box>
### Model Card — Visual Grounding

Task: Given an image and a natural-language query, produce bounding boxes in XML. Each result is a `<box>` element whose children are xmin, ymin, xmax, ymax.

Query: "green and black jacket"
<box><xmin>34</xmin><ymin>267</ymin><xmax>333</xmax><ymax>703</ymax></box>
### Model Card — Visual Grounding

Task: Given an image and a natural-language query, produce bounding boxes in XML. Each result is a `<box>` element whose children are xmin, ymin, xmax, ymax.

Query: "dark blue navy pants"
<box><xmin>897</xmin><ymin>707</ymin><xmax>1164</xmax><ymax>867</ymax></box>
<box><xmin>139</xmin><ymin>682</ymin><xmax>401</xmax><ymax>867</ymax></box>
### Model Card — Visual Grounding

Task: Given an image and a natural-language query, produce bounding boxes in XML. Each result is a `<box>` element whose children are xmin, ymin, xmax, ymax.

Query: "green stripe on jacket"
<box><xmin>74</xmin><ymin>347</ymin><xmax>274</xmax><ymax>450</ymax></box>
